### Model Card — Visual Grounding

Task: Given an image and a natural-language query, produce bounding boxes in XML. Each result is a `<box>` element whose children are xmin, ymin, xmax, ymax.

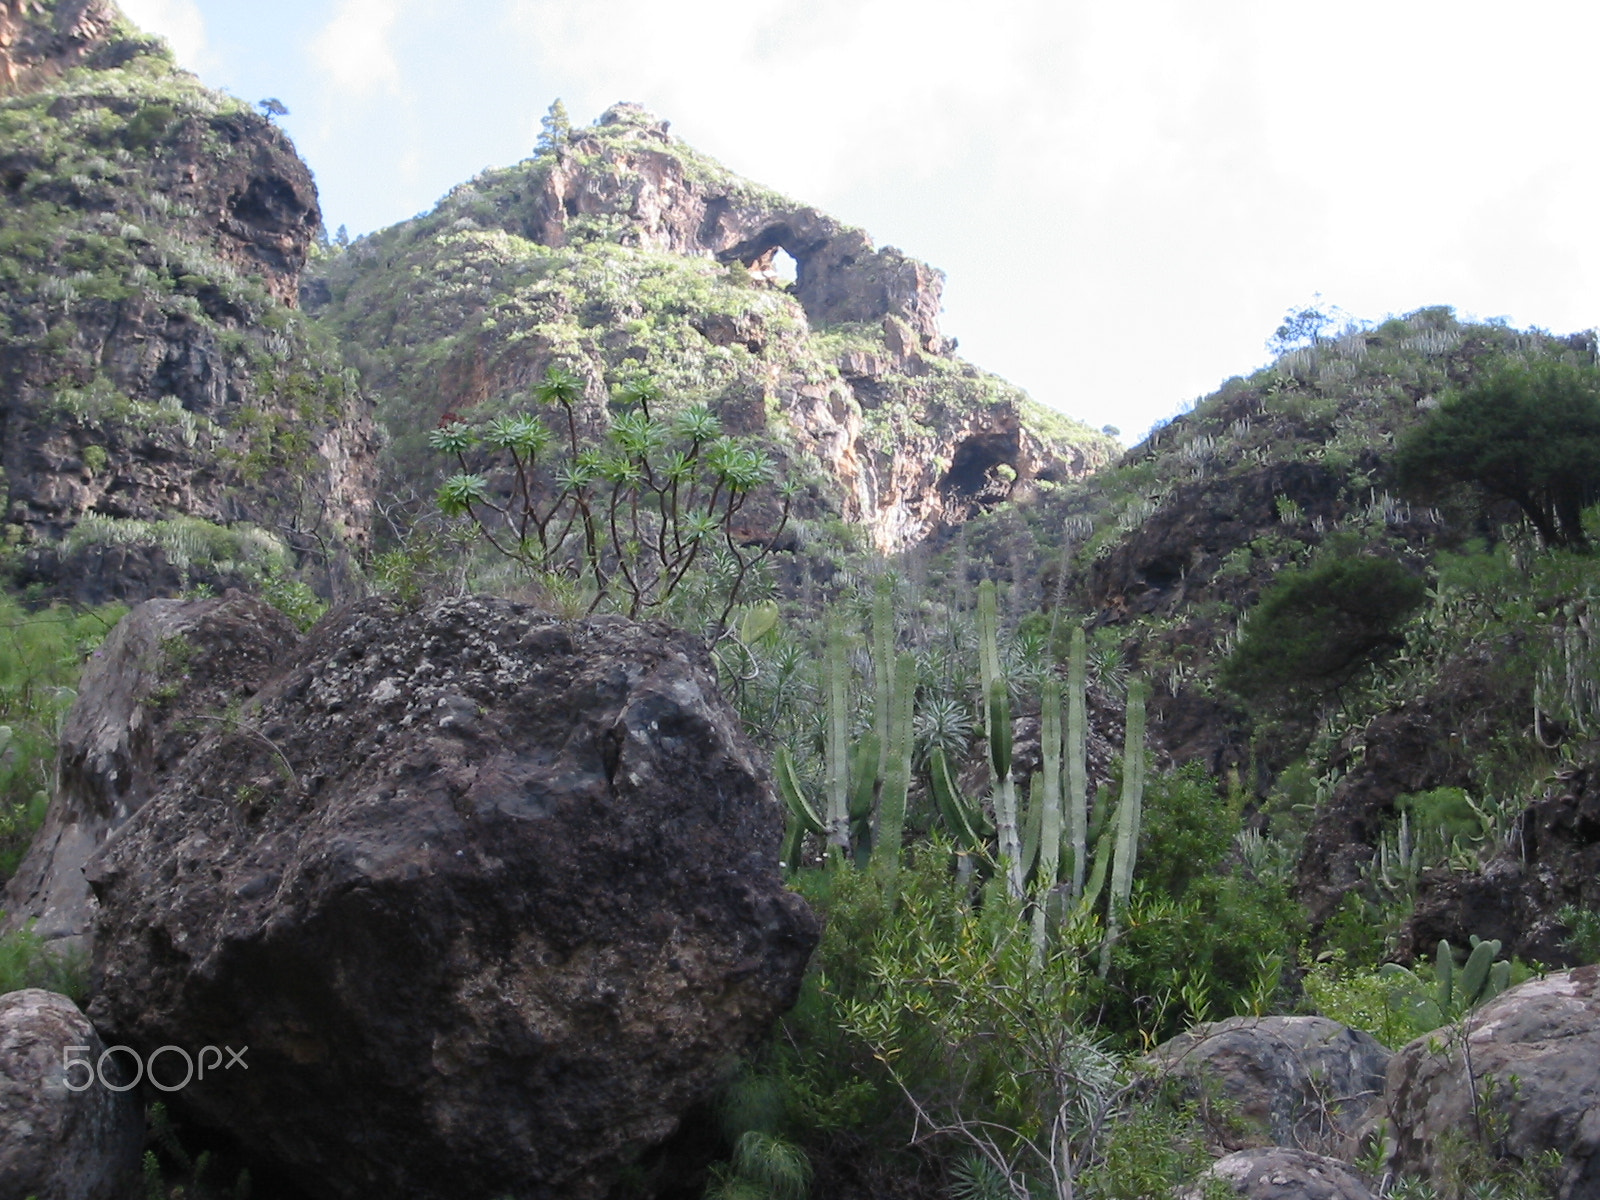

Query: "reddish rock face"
<box><xmin>0</xmin><ymin>0</ymin><xmax>119</xmax><ymax>96</ymax></box>
<box><xmin>527</xmin><ymin>104</ymin><xmax>950</xmax><ymax>356</ymax></box>
<box><xmin>86</xmin><ymin>596</ymin><xmax>818</xmax><ymax>1200</ymax></box>
<box><xmin>0</xmin><ymin>9</ymin><xmax>376</xmax><ymax>599</ymax></box>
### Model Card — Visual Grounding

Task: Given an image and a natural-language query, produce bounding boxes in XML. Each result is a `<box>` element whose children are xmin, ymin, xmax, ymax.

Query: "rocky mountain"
<box><xmin>306</xmin><ymin>103</ymin><xmax>1116</xmax><ymax>555</ymax></box>
<box><xmin>996</xmin><ymin>307</ymin><xmax>1600</xmax><ymax>959</ymax></box>
<box><xmin>0</xmin><ymin>0</ymin><xmax>375</xmax><ymax>603</ymax></box>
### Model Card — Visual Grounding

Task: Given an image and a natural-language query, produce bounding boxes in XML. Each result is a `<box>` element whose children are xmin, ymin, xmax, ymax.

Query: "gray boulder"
<box><xmin>1386</xmin><ymin>964</ymin><xmax>1600</xmax><ymax>1198</ymax></box>
<box><xmin>3</xmin><ymin>592</ymin><xmax>299</xmax><ymax>956</ymax></box>
<box><xmin>86</xmin><ymin>596</ymin><xmax>818</xmax><ymax>1200</ymax></box>
<box><xmin>1147</xmin><ymin>1015</ymin><xmax>1389</xmax><ymax>1157</ymax></box>
<box><xmin>1184</xmin><ymin>1148</ymin><xmax>1376</xmax><ymax>1200</ymax></box>
<box><xmin>0</xmin><ymin>988</ymin><xmax>143</xmax><ymax>1200</ymax></box>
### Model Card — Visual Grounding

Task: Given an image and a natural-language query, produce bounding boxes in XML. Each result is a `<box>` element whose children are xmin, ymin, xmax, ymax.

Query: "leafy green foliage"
<box><xmin>1396</xmin><ymin>356</ymin><xmax>1600</xmax><ymax>548</ymax></box>
<box><xmin>431</xmin><ymin>367</ymin><xmax>789</xmax><ymax>625</ymax></box>
<box><xmin>1222</xmin><ymin>550</ymin><xmax>1426</xmax><ymax>707</ymax></box>
<box><xmin>0</xmin><ymin>922</ymin><xmax>87</xmax><ymax>1002</ymax></box>
<box><xmin>1558</xmin><ymin>904</ymin><xmax>1600</xmax><ymax>965</ymax></box>
<box><xmin>0</xmin><ymin>595</ymin><xmax>124</xmax><ymax>877</ymax></box>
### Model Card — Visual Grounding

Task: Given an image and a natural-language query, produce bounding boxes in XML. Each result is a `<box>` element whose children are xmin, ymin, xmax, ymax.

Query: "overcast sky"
<box><xmin>119</xmin><ymin>0</ymin><xmax>1599</xmax><ymax>442</ymax></box>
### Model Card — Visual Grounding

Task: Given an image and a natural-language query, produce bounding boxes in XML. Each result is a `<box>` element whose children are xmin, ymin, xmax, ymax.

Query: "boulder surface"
<box><xmin>1184</xmin><ymin>1147</ymin><xmax>1376</xmax><ymax>1200</ymax></box>
<box><xmin>3</xmin><ymin>592</ymin><xmax>300</xmax><ymax>954</ymax></box>
<box><xmin>1147</xmin><ymin>1015</ymin><xmax>1389</xmax><ymax>1157</ymax></box>
<box><xmin>86</xmin><ymin>596</ymin><xmax>818</xmax><ymax>1200</ymax></box>
<box><xmin>0</xmin><ymin>988</ymin><xmax>143</xmax><ymax>1200</ymax></box>
<box><xmin>1385</xmin><ymin>964</ymin><xmax>1600</xmax><ymax>1199</ymax></box>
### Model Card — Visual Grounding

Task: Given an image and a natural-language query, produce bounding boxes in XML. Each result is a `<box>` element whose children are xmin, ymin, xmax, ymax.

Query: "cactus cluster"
<box><xmin>777</xmin><ymin>574</ymin><xmax>1149</xmax><ymax>977</ymax></box>
<box><xmin>1379</xmin><ymin>935</ymin><xmax>1512</xmax><ymax>1030</ymax></box>
<box><xmin>777</xmin><ymin>578</ymin><xmax>916</xmax><ymax>875</ymax></box>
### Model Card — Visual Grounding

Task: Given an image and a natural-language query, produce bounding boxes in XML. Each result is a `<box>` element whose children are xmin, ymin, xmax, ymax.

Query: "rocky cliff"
<box><xmin>0</xmin><ymin>0</ymin><xmax>376</xmax><ymax>603</ymax></box>
<box><xmin>308</xmin><ymin>103</ymin><xmax>1114</xmax><ymax>555</ymax></box>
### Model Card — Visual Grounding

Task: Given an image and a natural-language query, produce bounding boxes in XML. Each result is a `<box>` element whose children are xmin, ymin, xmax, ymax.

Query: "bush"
<box><xmin>0</xmin><ymin>595</ymin><xmax>124</xmax><ymax>878</ymax></box>
<box><xmin>1395</xmin><ymin>355</ymin><xmax>1600</xmax><ymax>549</ymax></box>
<box><xmin>0</xmin><ymin>922</ymin><xmax>87</xmax><ymax>1002</ymax></box>
<box><xmin>1221</xmin><ymin>549</ymin><xmax>1425</xmax><ymax>709</ymax></box>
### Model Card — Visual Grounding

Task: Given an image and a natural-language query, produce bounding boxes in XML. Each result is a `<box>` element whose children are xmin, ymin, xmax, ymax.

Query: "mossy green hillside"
<box><xmin>0</xmin><ymin>22</ymin><xmax>371</xmax><ymax>596</ymax></box>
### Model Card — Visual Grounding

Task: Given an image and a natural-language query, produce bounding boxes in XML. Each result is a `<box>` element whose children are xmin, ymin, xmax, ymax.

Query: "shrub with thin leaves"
<box><xmin>431</xmin><ymin>366</ymin><xmax>791</xmax><ymax>627</ymax></box>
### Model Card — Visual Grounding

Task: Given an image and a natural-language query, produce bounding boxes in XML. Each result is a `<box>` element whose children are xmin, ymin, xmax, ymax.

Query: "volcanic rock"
<box><xmin>86</xmin><ymin>596</ymin><xmax>817</xmax><ymax>1200</ymax></box>
<box><xmin>1385</xmin><ymin>965</ymin><xmax>1600</xmax><ymax>1198</ymax></box>
<box><xmin>3</xmin><ymin>592</ymin><xmax>299</xmax><ymax>955</ymax></box>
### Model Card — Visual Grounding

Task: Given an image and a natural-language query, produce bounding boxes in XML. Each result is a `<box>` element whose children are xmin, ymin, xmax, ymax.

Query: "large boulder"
<box><xmin>3</xmin><ymin>592</ymin><xmax>300</xmax><ymax>956</ymax></box>
<box><xmin>86</xmin><ymin>596</ymin><xmax>818</xmax><ymax>1200</ymax></box>
<box><xmin>0</xmin><ymin>989</ymin><xmax>143</xmax><ymax>1200</ymax></box>
<box><xmin>1183</xmin><ymin>1148</ymin><xmax>1376</xmax><ymax>1200</ymax></box>
<box><xmin>1146</xmin><ymin>1016</ymin><xmax>1389</xmax><ymax>1158</ymax></box>
<box><xmin>1385</xmin><ymin>964</ymin><xmax>1600</xmax><ymax>1199</ymax></box>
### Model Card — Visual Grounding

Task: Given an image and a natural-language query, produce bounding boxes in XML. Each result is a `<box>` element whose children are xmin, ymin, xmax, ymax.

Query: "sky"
<box><xmin>118</xmin><ymin>0</ymin><xmax>1599</xmax><ymax>442</ymax></box>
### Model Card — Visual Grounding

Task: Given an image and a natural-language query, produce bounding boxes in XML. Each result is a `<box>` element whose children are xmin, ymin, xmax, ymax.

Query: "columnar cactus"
<box><xmin>1100</xmin><ymin>679</ymin><xmax>1147</xmax><ymax>977</ymax></box>
<box><xmin>1066</xmin><ymin>626</ymin><xmax>1089</xmax><ymax>900</ymax></box>
<box><xmin>978</xmin><ymin>581</ymin><xmax>1024</xmax><ymax>897</ymax></box>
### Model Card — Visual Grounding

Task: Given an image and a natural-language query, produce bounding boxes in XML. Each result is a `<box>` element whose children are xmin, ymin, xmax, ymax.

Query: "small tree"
<box><xmin>1395</xmin><ymin>356</ymin><xmax>1600</xmax><ymax>550</ymax></box>
<box><xmin>430</xmin><ymin>366</ymin><xmax>790</xmax><ymax>627</ymax></box>
<box><xmin>535</xmin><ymin>98</ymin><xmax>571</xmax><ymax>155</ymax></box>
<box><xmin>257</xmin><ymin>98</ymin><xmax>289</xmax><ymax>121</ymax></box>
<box><xmin>1221</xmin><ymin>551</ymin><xmax>1426</xmax><ymax>708</ymax></box>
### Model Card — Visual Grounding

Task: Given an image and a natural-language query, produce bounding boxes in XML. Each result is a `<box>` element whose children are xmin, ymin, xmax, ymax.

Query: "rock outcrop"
<box><xmin>530</xmin><ymin>103</ymin><xmax>949</xmax><ymax>354</ymax></box>
<box><xmin>1385</xmin><ymin>965</ymin><xmax>1600</xmax><ymax>1199</ymax></box>
<box><xmin>1185</xmin><ymin>1148</ymin><xmax>1376</xmax><ymax>1200</ymax></box>
<box><xmin>1295</xmin><ymin>643</ymin><xmax>1528</xmax><ymax>928</ymax></box>
<box><xmin>1146</xmin><ymin>1016</ymin><xmax>1389</xmax><ymax>1158</ymax></box>
<box><xmin>3</xmin><ymin>591</ymin><xmax>300</xmax><ymax>954</ymax></box>
<box><xmin>1399</xmin><ymin>755</ymin><xmax>1600</xmax><ymax>965</ymax></box>
<box><xmin>309</xmin><ymin>103</ymin><xmax>1115</xmax><ymax>555</ymax></box>
<box><xmin>86</xmin><ymin>596</ymin><xmax>818</xmax><ymax>1200</ymax></box>
<box><xmin>0</xmin><ymin>988</ymin><xmax>143</xmax><ymax>1200</ymax></box>
<box><xmin>0</xmin><ymin>2</ymin><xmax>376</xmax><ymax>602</ymax></box>
<box><xmin>0</xmin><ymin>0</ymin><xmax>120</xmax><ymax>96</ymax></box>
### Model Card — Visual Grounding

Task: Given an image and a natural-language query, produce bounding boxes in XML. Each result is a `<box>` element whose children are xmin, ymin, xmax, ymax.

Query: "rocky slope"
<box><xmin>307</xmin><ymin>103</ymin><xmax>1115</xmax><ymax>555</ymax></box>
<box><xmin>928</xmin><ymin>307</ymin><xmax>1600</xmax><ymax>950</ymax></box>
<box><xmin>0</xmin><ymin>0</ymin><xmax>376</xmax><ymax>603</ymax></box>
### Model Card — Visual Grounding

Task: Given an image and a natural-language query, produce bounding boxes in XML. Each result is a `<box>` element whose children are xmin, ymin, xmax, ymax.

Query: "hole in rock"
<box><xmin>771</xmin><ymin>247</ymin><xmax>798</xmax><ymax>287</ymax></box>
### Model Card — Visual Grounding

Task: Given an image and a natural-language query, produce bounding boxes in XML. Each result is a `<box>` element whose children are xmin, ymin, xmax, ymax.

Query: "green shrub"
<box><xmin>0</xmin><ymin>922</ymin><xmax>87</xmax><ymax>1003</ymax></box>
<box><xmin>0</xmin><ymin>595</ymin><xmax>124</xmax><ymax>877</ymax></box>
<box><xmin>1221</xmin><ymin>549</ymin><xmax>1425</xmax><ymax>708</ymax></box>
<box><xmin>1395</xmin><ymin>355</ymin><xmax>1600</xmax><ymax>549</ymax></box>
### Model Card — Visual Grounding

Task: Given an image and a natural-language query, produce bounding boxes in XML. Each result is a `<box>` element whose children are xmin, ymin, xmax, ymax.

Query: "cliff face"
<box><xmin>310</xmin><ymin>103</ymin><xmax>1114</xmax><ymax>554</ymax></box>
<box><xmin>0</xmin><ymin>0</ymin><xmax>376</xmax><ymax>602</ymax></box>
<box><xmin>528</xmin><ymin>104</ymin><xmax>950</xmax><ymax>354</ymax></box>
<box><xmin>0</xmin><ymin>0</ymin><xmax>119</xmax><ymax>96</ymax></box>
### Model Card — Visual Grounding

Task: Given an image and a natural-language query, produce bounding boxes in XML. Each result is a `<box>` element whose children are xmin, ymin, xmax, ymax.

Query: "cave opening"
<box><xmin>939</xmin><ymin>434</ymin><xmax>1019</xmax><ymax>509</ymax></box>
<box><xmin>725</xmin><ymin>225</ymin><xmax>805</xmax><ymax>291</ymax></box>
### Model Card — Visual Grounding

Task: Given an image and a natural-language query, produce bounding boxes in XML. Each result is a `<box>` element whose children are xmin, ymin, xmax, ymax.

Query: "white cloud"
<box><xmin>502</xmin><ymin>0</ymin><xmax>1072</xmax><ymax>203</ymax></box>
<box><xmin>311</xmin><ymin>0</ymin><xmax>404</xmax><ymax>97</ymax></box>
<box><xmin>116</xmin><ymin>0</ymin><xmax>210</xmax><ymax>70</ymax></box>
